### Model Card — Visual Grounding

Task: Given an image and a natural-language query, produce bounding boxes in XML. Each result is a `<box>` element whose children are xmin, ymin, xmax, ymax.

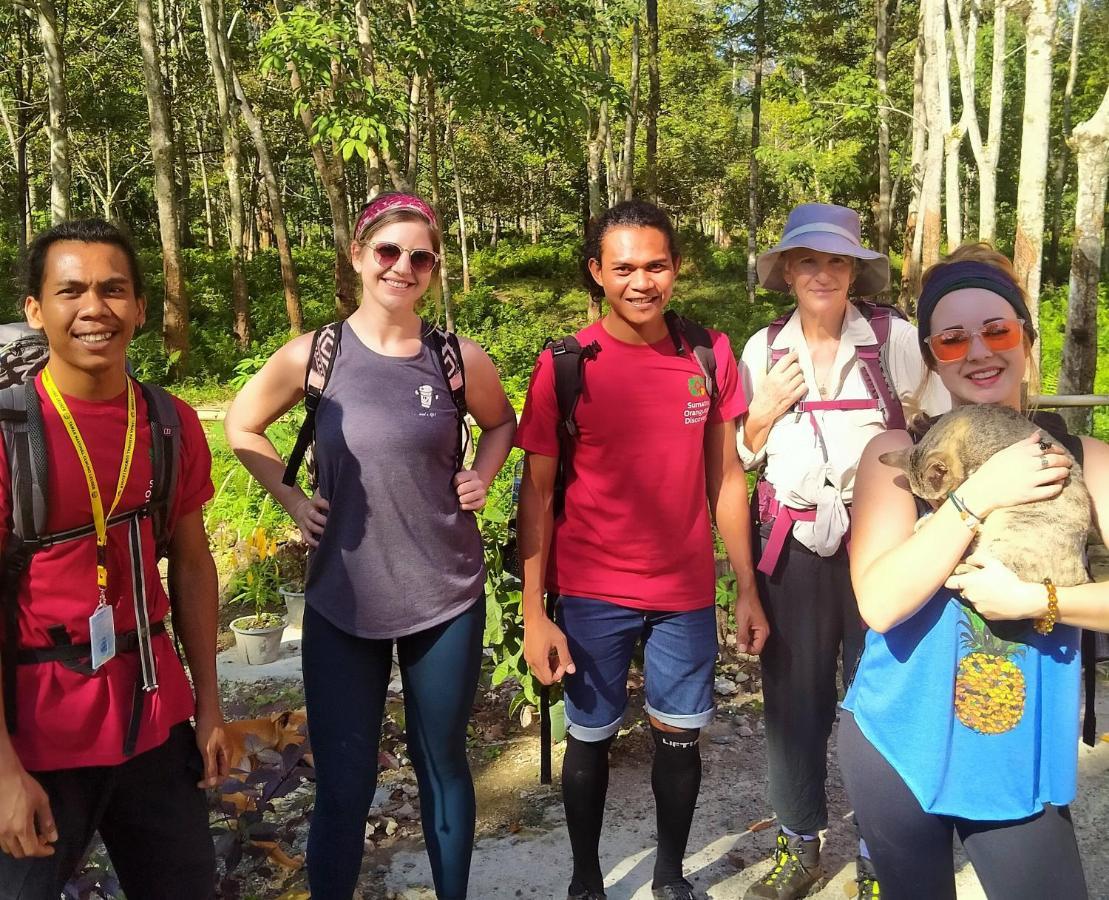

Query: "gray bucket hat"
<box><xmin>756</xmin><ymin>203</ymin><xmax>890</xmax><ymax>296</ymax></box>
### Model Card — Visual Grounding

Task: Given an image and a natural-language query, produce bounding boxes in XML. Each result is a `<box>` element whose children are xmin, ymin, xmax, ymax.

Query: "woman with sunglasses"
<box><xmin>224</xmin><ymin>192</ymin><xmax>517</xmax><ymax>900</ymax></box>
<box><xmin>841</xmin><ymin>243</ymin><xmax>1109</xmax><ymax>899</ymax></box>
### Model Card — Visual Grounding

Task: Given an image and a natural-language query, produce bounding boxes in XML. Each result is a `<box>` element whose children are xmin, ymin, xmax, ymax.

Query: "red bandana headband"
<box><xmin>354</xmin><ymin>194</ymin><xmax>437</xmax><ymax>240</ymax></box>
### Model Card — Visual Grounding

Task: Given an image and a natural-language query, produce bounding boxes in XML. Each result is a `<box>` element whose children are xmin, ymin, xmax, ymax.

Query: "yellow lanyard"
<box><xmin>41</xmin><ymin>367</ymin><xmax>137</xmax><ymax>604</ymax></box>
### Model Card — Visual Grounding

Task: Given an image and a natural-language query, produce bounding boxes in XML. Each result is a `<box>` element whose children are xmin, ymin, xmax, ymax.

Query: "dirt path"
<box><xmin>380</xmin><ymin>693</ymin><xmax>1109</xmax><ymax>900</ymax></box>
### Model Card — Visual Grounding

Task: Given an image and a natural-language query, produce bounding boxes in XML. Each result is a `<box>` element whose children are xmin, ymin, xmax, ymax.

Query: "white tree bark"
<box><xmin>35</xmin><ymin>0</ymin><xmax>70</xmax><ymax>223</ymax></box>
<box><xmin>1057</xmin><ymin>86</ymin><xmax>1109</xmax><ymax>432</ymax></box>
<box><xmin>920</xmin><ymin>0</ymin><xmax>945</xmax><ymax>270</ymax></box>
<box><xmin>936</xmin><ymin>0</ymin><xmax>963</xmax><ymax>247</ymax></box>
<box><xmin>947</xmin><ymin>0</ymin><xmax>1010</xmax><ymax>241</ymax></box>
<box><xmin>899</xmin><ymin>26</ymin><xmax>928</xmax><ymax>307</ymax></box>
<box><xmin>1012</xmin><ymin>0</ymin><xmax>1059</xmax><ymax>334</ymax></box>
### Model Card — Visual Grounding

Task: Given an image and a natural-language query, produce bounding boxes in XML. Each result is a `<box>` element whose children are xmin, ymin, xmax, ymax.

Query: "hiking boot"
<box><xmin>652</xmin><ymin>879</ymin><xmax>697</xmax><ymax>900</ymax></box>
<box><xmin>853</xmin><ymin>855</ymin><xmax>880</xmax><ymax>898</ymax></box>
<box><xmin>744</xmin><ymin>831</ymin><xmax>823</xmax><ymax>900</ymax></box>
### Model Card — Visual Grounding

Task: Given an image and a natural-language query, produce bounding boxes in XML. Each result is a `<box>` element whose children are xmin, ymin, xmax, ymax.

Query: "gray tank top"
<box><xmin>304</xmin><ymin>321</ymin><xmax>484</xmax><ymax>638</ymax></box>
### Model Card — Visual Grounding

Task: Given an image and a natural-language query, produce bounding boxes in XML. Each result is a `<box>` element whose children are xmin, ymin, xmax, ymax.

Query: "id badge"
<box><xmin>89</xmin><ymin>604</ymin><xmax>116</xmax><ymax>670</ymax></box>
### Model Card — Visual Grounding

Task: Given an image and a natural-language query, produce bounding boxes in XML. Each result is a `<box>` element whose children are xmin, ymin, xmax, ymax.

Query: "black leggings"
<box><xmin>302</xmin><ymin>600</ymin><xmax>484</xmax><ymax>900</ymax></box>
<box><xmin>839</xmin><ymin>710</ymin><xmax>1088</xmax><ymax>900</ymax></box>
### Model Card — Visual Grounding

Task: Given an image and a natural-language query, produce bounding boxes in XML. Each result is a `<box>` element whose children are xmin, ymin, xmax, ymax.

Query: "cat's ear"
<box><xmin>924</xmin><ymin>456</ymin><xmax>951</xmax><ymax>494</ymax></box>
<box><xmin>879</xmin><ymin>447</ymin><xmax>912</xmax><ymax>473</ymax></box>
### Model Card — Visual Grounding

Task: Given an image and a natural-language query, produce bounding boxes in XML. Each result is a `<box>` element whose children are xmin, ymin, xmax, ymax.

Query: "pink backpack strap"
<box><xmin>854</xmin><ymin>304</ymin><xmax>906</xmax><ymax>431</ymax></box>
<box><xmin>765</xmin><ymin>310</ymin><xmax>794</xmax><ymax>373</ymax></box>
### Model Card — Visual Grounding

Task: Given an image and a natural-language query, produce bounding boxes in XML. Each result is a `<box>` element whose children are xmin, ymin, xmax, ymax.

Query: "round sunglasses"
<box><xmin>366</xmin><ymin>241</ymin><xmax>440</xmax><ymax>275</ymax></box>
<box><xmin>927</xmin><ymin>317</ymin><xmax>1025</xmax><ymax>362</ymax></box>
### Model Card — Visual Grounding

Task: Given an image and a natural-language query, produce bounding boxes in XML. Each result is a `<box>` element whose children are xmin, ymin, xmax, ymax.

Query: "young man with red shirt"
<box><xmin>0</xmin><ymin>220</ymin><xmax>230</xmax><ymax>899</ymax></box>
<box><xmin>517</xmin><ymin>201</ymin><xmax>768</xmax><ymax>900</ymax></box>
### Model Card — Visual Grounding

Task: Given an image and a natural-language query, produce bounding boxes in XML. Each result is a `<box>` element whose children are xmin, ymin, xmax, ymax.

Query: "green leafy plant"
<box><xmin>227</xmin><ymin>525</ymin><xmax>287</xmax><ymax>628</ymax></box>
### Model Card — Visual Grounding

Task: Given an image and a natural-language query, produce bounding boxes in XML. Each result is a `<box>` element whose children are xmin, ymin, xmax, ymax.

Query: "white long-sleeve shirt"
<box><xmin>737</xmin><ymin>303</ymin><xmax>950</xmax><ymax>555</ymax></box>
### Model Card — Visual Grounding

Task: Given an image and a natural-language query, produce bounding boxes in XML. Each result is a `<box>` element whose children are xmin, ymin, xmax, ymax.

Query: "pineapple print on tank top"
<box><xmin>954</xmin><ymin>608</ymin><xmax>1026</xmax><ymax>735</ymax></box>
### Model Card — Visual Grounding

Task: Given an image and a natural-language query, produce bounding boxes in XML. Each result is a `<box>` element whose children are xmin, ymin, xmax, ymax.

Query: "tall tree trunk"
<box><xmin>274</xmin><ymin>0</ymin><xmax>356</xmax><ymax>318</ymax></box>
<box><xmin>935</xmin><ymin>0</ymin><xmax>963</xmax><ymax>248</ymax></box>
<box><xmin>876</xmin><ymin>0</ymin><xmax>893</xmax><ymax>254</ymax></box>
<box><xmin>1012</xmin><ymin>0</ymin><xmax>1059</xmax><ymax>337</ymax></box>
<box><xmin>35</xmin><ymin>0</ymin><xmax>70</xmax><ymax>224</ymax></box>
<box><xmin>0</xmin><ymin>92</ymin><xmax>27</xmax><ymax>254</ymax></box>
<box><xmin>644</xmin><ymin>0</ymin><xmax>659</xmax><ymax>202</ymax></box>
<box><xmin>447</xmin><ymin>113</ymin><xmax>470</xmax><ymax>293</ymax></box>
<box><xmin>949</xmin><ymin>0</ymin><xmax>1001</xmax><ymax>242</ymax></box>
<box><xmin>232</xmin><ymin>68</ymin><xmax>303</xmax><ymax>334</ymax></box>
<box><xmin>746</xmin><ymin>0</ymin><xmax>765</xmax><ymax>300</ymax></box>
<box><xmin>1057</xmin><ymin>86</ymin><xmax>1108</xmax><ymax>432</ymax></box>
<box><xmin>353</xmin><ymin>0</ymin><xmax>407</xmax><ymax>191</ymax></box>
<box><xmin>920</xmin><ymin>0</ymin><xmax>944</xmax><ymax>271</ymax></box>
<box><xmin>137</xmin><ymin>0</ymin><xmax>188</xmax><ymax>370</ymax></box>
<box><xmin>196</xmin><ymin>119</ymin><xmax>215</xmax><ymax>249</ymax></box>
<box><xmin>426</xmin><ymin>79</ymin><xmax>454</xmax><ymax>332</ymax></box>
<box><xmin>899</xmin><ymin>21</ymin><xmax>927</xmax><ymax>308</ymax></box>
<box><xmin>200</xmin><ymin>0</ymin><xmax>250</xmax><ymax>346</ymax></box>
<box><xmin>621</xmin><ymin>17</ymin><xmax>640</xmax><ymax>200</ymax></box>
<box><xmin>1046</xmin><ymin>0</ymin><xmax>1082</xmax><ymax>282</ymax></box>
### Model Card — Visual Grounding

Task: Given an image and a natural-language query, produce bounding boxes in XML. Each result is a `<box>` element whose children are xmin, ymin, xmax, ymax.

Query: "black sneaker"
<box><xmin>854</xmin><ymin>855</ymin><xmax>880</xmax><ymax>898</ymax></box>
<box><xmin>744</xmin><ymin>831</ymin><xmax>823</xmax><ymax>900</ymax></box>
<box><xmin>652</xmin><ymin>879</ymin><xmax>697</xmax><ymax>900</ymax></box>
<box><xmin>567</xmin><ymin>886</ymin><xmax>606</xmax><ymax>900</ymax></box>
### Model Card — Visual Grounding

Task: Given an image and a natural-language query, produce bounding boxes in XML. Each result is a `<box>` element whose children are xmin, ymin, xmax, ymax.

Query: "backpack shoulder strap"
<box><xmin>545</xmin><ymin>335</ymin><xmax>593</xmax><ymax>439</ymax></box>
<box><xmin>0</xmin><ymin>382</ymin><xmax>49</xmax><ymax>545</ymax></box>
<box><xmin>423</xmin><ymin>323</ymin><xmax>469</xmax><ymax>470</ymax></box>
<box><xmin>853</xmin><ymin>302</ymin><xmax>906</xmax><ymax>431</ymax></box>
<box><xmin>665</xmin><ymin>312</ymin><xmax>718</xmax><ymax>401</ymax></box>
<box><xmin>0</xmin><ymin>381</ymin><xmax>48</xmax><ymax>735</ymax></box>
<box><xmin>139</xmin><ymin>383</ymin><xmax>181</xmax><ymax>559</ymax></box>
<box><xmin>282</xmin><ymin>322</ymin><xmax>343</xmax><ymax>487</ymax></box>
<box><xmin>765</xmin><ymin>308</ymin><xmax>795</xmax><ymax>373</ymax></box>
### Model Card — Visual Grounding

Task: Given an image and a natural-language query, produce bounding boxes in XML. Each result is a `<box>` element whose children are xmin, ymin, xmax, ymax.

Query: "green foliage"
<box><xmin>469</xmin><ymin>239</ymin><xmax>580</xmax><ymax>284</ymax></box>
<box><xmin>477</xmin><ymin>495</ymin><xmax>554</xmax><ymax>717</ymax></box>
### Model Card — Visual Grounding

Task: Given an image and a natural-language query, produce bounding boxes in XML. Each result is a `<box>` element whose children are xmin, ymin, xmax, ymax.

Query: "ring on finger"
<box><xmin>1038</xmin><ymin>438</ymin><xmax>1052</xmax><ymax>452</ymax></box>
<box><xmin>1040</xmin><ymin>454</ymin><xmax>1050</xmax><ymax>469</ymax></box>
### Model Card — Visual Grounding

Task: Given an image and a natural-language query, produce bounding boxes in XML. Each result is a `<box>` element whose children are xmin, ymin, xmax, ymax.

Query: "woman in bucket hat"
<box><xmin>737</xmin><ymin>204</ymin><xmax>948</xmax><ymax>899</ymax></box>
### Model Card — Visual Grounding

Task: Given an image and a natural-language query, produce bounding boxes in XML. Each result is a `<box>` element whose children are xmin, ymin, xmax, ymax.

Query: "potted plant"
<box><xmin>228</xmin><ymin>527</ymin><xmax>287</xmax><ymax>665</ymax></box>
<box><xmin>272</xmin><ymin>542</ymin><xmax>309</xmax><ymax>629</ymax></box>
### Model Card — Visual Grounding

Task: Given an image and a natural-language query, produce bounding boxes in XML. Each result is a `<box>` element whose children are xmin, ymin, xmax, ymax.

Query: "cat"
<box><xmin>879</xmin><ymin>404</ymin><xmax>1092</xmax><ymax>589</ymax></box>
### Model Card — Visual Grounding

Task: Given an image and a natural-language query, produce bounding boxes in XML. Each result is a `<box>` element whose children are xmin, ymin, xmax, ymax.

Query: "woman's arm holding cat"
<box><xmin>950</xmin><ymin>437</ymin><xmax>1109</xmax><ymax>629</ymax></box>
<box><xmin>852</xmin><ymin>431</ymin><xmax>1073</xmax><ymax>633</ymax></box>
<box><xmin>851</xmin><ymin>431</ymin><xmax>980</xmax><ymax>632</ymax></box>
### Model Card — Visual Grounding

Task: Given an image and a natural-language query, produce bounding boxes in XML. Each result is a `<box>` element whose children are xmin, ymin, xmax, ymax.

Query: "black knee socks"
<box><xmin>651</xmin><ymin>726</ymin><xmax>702</xmax><ymax>888</ymax></box>
<box><xmin>563</xmin><ymin>734</ymin><xmax>614</xmax><ymax>894</ymax></box>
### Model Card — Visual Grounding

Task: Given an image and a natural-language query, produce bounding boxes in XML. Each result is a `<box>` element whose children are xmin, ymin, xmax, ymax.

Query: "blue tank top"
<box><xmin>843</xmin><ymin>585</ymin><xmax>1080</xmax><ymax>820</ymax></box>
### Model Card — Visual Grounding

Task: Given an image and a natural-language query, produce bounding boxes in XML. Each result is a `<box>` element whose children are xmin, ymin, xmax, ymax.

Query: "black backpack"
<box><xmin>0</xmin><ymin>324</ymin><xmax>181</xmax><ymax>755</ymax></box>
<box><xmin>282</xmin><ymin>319</ymin><xmax>469</xmax><ymax>488</ymax></box>
<box><xmin>520</xmin><ymin>310</ymin><xmax>721</xmax><ymax>784</ymax></box>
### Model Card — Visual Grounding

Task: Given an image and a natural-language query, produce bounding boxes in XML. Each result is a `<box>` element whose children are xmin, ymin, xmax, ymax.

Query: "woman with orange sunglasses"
<box><xmin>840</xmin><ymin>243</ymin><xmax>1109</xmax><ymax>899</ymax></box>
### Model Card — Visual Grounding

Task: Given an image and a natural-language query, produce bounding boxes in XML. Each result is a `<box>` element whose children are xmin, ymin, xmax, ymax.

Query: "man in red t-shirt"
<box><xmin>517</xmin><ymin>201</ymin><xmax>769</xmax><ymax>900</ymax></box>
<box><xmin>0</xmin><ymin>220</ymin><xmax>230</xmax><ymax>899</ymax></box>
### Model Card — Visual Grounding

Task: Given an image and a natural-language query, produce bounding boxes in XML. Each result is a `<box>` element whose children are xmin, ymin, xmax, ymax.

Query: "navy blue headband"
<box><xmin>917</xmin><ymin>260</ymin><xmax>1035</xmax><ymax>356</ymax></box>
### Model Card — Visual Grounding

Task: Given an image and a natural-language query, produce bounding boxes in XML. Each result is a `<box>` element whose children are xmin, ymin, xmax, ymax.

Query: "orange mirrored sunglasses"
<box><xmin>927</xmin><ymin>317</ymin><xmax>1025</xmax><ymax>362</ymax></box>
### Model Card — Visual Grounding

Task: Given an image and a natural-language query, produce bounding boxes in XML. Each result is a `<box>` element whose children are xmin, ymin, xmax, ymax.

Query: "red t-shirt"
<box><xmin>515</xmin><ymin>320</ymin><xmax>747</xmax><ymax>610</ymax></box>
<box><xmin>0</xmin><ymin>373</ymin><xmax>214</xmax><ymax>771</ymax></box>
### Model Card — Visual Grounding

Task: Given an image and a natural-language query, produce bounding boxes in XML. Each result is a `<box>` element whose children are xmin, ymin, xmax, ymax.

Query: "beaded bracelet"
<box><xmin>1034</xmin><ymin>578</ymin><xmax>1059</xmax><ymax>635</ymax></box>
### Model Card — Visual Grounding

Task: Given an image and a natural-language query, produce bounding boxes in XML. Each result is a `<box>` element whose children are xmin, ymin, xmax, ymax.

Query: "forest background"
<box><xmin>1</xmin><ymin>0</ymin><xmax>1109</xmax><ymax>892</ymax></box>
<box><xmin>1</xmin><ymin>0</ymin><xmax>1108</xmax><ymax>704</ymax></box>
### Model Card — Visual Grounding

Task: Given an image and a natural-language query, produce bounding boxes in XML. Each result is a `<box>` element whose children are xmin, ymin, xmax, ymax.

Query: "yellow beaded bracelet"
<box><xmin>1033</xmin><ymin>578</ymin><xmax>1059</xmax><ymax>636</ymax></box>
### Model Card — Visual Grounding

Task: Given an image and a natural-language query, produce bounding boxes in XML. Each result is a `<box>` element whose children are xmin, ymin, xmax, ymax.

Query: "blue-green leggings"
<box><xmin>302</xmin><ymin>598</ymin><xmax>484</xmax><ymax>900</ymax></box>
